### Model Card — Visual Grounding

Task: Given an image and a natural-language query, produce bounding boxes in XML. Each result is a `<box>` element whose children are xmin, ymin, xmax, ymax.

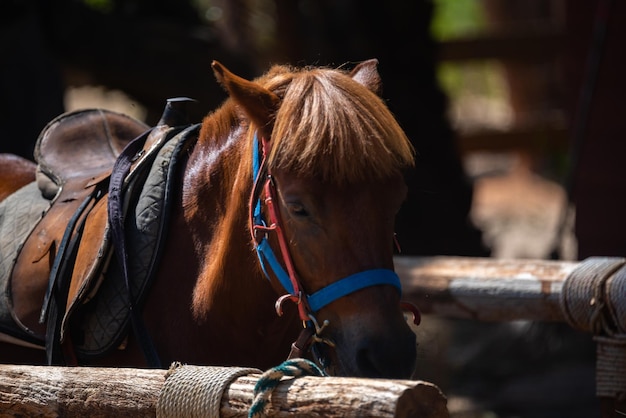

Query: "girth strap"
<box><xmin>108</xmin><ymin>127</ymin><xmax>162</xmax><ymax>368</ymax></box>
<box><xmin>108</xmin><ymin>118</ymin><xmax>199</xmax><ymax>368</ymax></box>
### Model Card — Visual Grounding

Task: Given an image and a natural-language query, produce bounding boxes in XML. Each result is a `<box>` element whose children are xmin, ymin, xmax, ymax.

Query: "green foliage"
<box><xmin>82</xmin><ymin>0</ymin><xmax>113</xmax><ymax>14</ymax></box>
<box><xmin>431</xmin><ymin>0</ymin><xmax>505</xmax><ymax>102</ymax></box>
<box><xmin>431</xmin><ymin>0</ymin><xmax>486</xmax><ymax>41</ymax></box>
<box><xmin>438</xmin><ymin>60</ymin><xmax>507</xmax><ymax>101</ymax></box>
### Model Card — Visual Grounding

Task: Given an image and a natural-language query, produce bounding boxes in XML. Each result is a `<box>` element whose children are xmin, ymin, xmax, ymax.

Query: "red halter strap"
<box><xmin>249</xmin><ymin>136</ymin><xmax>312</xmax><ymax>322</ymax></box>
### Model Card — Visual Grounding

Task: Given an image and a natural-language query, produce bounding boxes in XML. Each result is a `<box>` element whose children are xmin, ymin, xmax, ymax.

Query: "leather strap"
<box><xmin>107</xmin><ymin>122</ymin><xmax>198</xmax><ymax>368</ymax></box>
<box><xmin>43</xmin><ymin>183</ymin><xmax>107</xmax><ymax>365</ymax></box>
<box><xmin>287</xmin><ymin>326</ymin><xmax>315</xmax><ymax>359</ymax></box>
<box><xmin>108</xmin><ymin>128</ymin><xmax>163</xmax><ymax>368</ymax></box>
<box><xmin>40</xmin><ymin>187</ymin><xmax>103</xmax><ymax>325</ymax></box>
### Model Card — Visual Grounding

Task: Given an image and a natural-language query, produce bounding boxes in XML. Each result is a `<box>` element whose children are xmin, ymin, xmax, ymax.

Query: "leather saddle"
<box><xmin>9</xmin><ymin>109</ymin><xmax>149</xmax><ymax>340</ymax></box>
<box><xmin>3</xmin><ymin>98</ymin><xmax>198</xmax><ymax>365</ymax></box>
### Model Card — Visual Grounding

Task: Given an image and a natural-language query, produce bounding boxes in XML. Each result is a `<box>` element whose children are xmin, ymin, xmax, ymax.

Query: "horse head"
<box><xmin>211</xmin><ymin>60</ymin><xmax>418</xmax><ymax>379</ymax></box>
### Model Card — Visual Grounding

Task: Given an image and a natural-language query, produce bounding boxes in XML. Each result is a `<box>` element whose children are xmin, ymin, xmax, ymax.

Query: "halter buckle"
<box><xmin>308</xmin><ymin>313</ymin><xmax>335</xmax><ymax>348</ymax></box>
<box><xmin>401</xmin><ymin>301</ymin><xmax>421</xmax><ymax>326</ymax></box>
<box><xmin>275</xmin><ymin>292</ymin><xmax>302</xmax><ymax>316</ymax></box>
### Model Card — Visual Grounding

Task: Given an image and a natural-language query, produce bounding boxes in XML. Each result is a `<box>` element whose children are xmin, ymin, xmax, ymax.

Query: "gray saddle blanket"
<box><xmin>71</xmin><ymin>124</ymin><xmax>199</xmax><ymax>359</ymax></box>
<box><xmin>0</xmin><ymin>183</ymin><xmax>51</xmax><ymax>346</ymax></box>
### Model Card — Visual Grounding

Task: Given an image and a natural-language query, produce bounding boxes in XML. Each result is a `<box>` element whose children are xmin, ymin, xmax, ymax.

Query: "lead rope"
<box><xmin>248</xmin><ymin>358</ymin><xmax>326</xmax><ymax>418</ymax></box>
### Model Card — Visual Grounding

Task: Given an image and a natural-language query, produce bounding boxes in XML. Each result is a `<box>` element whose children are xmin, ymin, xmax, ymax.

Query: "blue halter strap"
<box><xmin>307</xmin><ymin>269</ymin><xmax>401</xmax><ymax>312</ymax></box>
<box><xmin>250</xmin><ymin>133</ymin><xmax>403</xmax><ymax>316</ymax></box>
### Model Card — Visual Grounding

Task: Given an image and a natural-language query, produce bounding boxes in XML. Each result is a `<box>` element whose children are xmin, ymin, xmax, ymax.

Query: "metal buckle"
<box><xmin>308</xmin><ymin>313</ymin><xmax>335</xmax><ymax>348</ymax></box>
<box><xmin>275</xmin><ymin>292</ymin><xmax>302</xmax><ymax>316</ymax></box>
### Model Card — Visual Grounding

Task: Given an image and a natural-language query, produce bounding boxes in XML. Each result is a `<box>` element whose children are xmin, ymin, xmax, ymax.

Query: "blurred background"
<box><xmin>2</xmin><ymin>0</ymin><xmax>625</xmax><ymax>416</ymax></box>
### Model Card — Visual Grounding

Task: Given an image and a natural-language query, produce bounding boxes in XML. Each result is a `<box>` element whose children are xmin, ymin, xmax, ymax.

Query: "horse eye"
<box><xmin>288</xmin><ymin>203</ymin><xmax>309</xmax><ymax>217</ymax></box>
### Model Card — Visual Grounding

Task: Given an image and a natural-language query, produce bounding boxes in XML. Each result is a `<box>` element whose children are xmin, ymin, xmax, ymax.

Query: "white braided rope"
<box><xmin>157</xmin><ymin>362</ymin><xmax>261</xmax><ymax>418</ymax></box>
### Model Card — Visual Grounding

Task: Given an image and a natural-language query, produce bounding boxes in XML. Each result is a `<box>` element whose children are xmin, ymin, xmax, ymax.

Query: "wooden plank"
<box><xmin>0</xmin><ymin>364</ymin><xmax>449</xmax><ymax>418</ymax></box>
<box><xmin>395</xmin><ymin>256</ymin><xmax>579</xmax><ymax>321</ymax></box>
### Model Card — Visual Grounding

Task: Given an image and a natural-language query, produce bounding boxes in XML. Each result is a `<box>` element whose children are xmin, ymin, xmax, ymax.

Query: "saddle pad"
<box><xmin>0</xmin><ymin>182</ymin><xmax>51</xmax><ymax>345</ymax></box>
<box><xmin>70</xmin><ymin>124</ymin><xmax>200</xmax><ymax>359</ymax></box>
<box><xmin>59</xmin><ymin>123</ymin><xmax>176</xmax><ymax>342</ymax></box>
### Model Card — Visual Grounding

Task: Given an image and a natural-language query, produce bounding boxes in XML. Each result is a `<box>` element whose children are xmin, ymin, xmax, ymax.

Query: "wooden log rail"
<box><xmin>394</xmin><ymin>255</ymin><xmax>579</xmax><ymax>322</ymax></box>
<box><xmin>395</xmin><ymin>255</ymin><xmax>626</xmax><ymax>418</ymax></box>
<box><xmin>0</xmin><ymin>364</ymin><xmax>448</xmax><ymax>418</ymax></box>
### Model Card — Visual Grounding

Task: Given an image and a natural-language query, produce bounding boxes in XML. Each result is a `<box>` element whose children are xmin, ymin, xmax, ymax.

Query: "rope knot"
<box><xmin>248</xmin><ymin>358</ymin><xmax>326</xmax><ymax>418</ymax></box>
<box><xmin>560</xmin><ymin>257</ymin><xmax>626</xmax><ymax>334</ymax></box>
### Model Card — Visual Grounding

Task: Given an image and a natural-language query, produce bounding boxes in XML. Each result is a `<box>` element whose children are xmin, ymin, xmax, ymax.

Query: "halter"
<box><xmin>248</xmin><ymin>132</ymin><xmax>418</xmax><ymax>362</ymax></box>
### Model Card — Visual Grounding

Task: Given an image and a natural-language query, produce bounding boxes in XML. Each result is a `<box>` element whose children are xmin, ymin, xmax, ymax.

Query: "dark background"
<box><xmin>2</xmin><ymin>1</ymin><xmax>625</xmax><ymax>416</ymax></box>
<box><xmin>0</xmin><ymin>0</ymin><xmax>488</xmax><ymax>260</ymax></box>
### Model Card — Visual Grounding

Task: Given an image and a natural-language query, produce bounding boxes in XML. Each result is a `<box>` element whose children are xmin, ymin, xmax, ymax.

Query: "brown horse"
<box><xmin>0</xmin><ymin>154</ymin><xmax>36</xmax><ymax>201</ymax></box>
<box><xmin>0</xmin><ymin>59</ymin><xmax>418</xmax><ymax>378</ymax></box>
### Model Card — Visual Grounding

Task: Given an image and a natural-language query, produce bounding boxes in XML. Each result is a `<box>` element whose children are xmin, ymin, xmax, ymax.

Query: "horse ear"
<box><xmin>212</xmin><ymin>61</ymin><xmax>280</xmax><ymax>137</ymax></box>
<box><xmin>350</xmin><ymin>59</ymin><xmax>383</xmax><ymax>96</ymax></box>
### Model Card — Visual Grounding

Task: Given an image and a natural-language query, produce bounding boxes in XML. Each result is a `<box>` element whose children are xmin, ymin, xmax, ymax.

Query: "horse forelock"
<box><xmin>265</xmin><ymin>66</ymin><xmax>415</xmax><ymax>184</ymax></box>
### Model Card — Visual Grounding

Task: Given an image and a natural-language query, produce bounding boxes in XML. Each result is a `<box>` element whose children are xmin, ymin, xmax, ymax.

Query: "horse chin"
<box><xmin>309</xmin><ymin>344</ymin><xmax>342</xmax><ymax>377</ymax></box>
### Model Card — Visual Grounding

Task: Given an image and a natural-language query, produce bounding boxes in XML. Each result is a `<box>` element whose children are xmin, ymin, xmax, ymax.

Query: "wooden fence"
<box><xmin>395</xmin><ymin>255</ymin><xmax>626</xmax><ymax>418</ymax></box>
<box><xmin>0</xmin><ymin>363</ymin><xmax>448</xmax><ymax>417</ymax></box>
<box><xmin>2</xmin><ymin>255</ymin><xmax>624</xmax><ymax>417</ymax></box>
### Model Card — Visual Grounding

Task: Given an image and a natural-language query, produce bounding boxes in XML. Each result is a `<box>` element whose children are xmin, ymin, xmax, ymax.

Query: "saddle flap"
<box><xmin>8</xmin><ymin>109</ymin><xmax>148</xmax><ymax>339</ymax></box>
<box><xmin>61</xmin><ymin>196</ymin><xmax>112</xmax><ymax>341</ymax></box>
<box><xmin>34</xmin><ymin>109</ymin><xmax>149</xmax><ymax>197</ymax></box>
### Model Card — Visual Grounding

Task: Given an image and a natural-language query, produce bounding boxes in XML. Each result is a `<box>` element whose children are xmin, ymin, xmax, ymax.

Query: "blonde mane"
<box><xmin>262</xmin><ymin>65</ymin><xmax>415</xmax><ymax>183</ymax></box>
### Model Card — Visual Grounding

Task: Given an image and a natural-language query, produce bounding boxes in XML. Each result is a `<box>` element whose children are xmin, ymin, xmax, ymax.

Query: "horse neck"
<box><xmin>182</xmin><ymin>123</ymin><xmax>280</xmax><ymax>325</ymax></box>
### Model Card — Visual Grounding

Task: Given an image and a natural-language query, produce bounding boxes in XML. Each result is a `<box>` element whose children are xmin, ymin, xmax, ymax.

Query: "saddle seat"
<box><xmin>9</xmin><ymin>109</ymin><xmax>149</xmax><ymax>340</ymax></box>
<box><xmin>35</xmin><ymin>109</ymin><xmax>149</xmax><ymax>199</ymax></box>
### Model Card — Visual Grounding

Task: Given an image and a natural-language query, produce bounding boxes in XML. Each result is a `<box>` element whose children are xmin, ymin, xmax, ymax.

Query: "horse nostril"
<box><xmin>355</xmin><ymin>346</ymin><xmax>381</xmax><ymax>378</ymax></box>
<box><xmin>355</xmin><ymin>338</ymin><xmax>417</xmax><ymax>379</ymax></box>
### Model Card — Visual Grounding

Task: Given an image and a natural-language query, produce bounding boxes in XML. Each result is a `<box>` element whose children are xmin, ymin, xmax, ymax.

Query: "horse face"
<box><xmin>272</xmin><ymin>170</ymin><xmax>417</xmax><ymax>378</ymax></box>
<box><xmin>212</xmin><ymin>58</ymin><xmax>417</xmax><ymax>377</ymax></box>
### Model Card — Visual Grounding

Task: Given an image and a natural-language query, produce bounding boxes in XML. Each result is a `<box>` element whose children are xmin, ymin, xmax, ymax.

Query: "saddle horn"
<box><xmin>157</xmin><ymin>97</ymin><xmax>197</xmax><ymax>126</ymax></box>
